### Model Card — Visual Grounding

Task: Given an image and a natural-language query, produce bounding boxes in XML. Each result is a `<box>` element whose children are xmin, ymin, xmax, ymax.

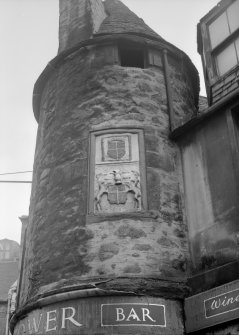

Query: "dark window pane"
<box><xmin>216</xmin><ymin>42</ymin><xmax>237</xmax><ymax>75</ymax></box>
<box><xmin>235</xmin><ymin>37</ymin><xmax>239</xmax><ymax>59</ymax></box>
<box><xmin>209</xmin><ymin>12</ymin><xmax>229</xmax><ymax>48</ymax></box>
<box><xmin>119</xmin><ymin>46</ymin><xmax>145</xmax><ymax>68</ymax></box>
<box><xmin>228</xmin><ymin>0</ymin><xmax>239</xmax><ymax>33</ymax></box>
<box><xmin>204</xmin><ymin>113</ymin><xmax>239</xmax><ymax>219</ymax></box>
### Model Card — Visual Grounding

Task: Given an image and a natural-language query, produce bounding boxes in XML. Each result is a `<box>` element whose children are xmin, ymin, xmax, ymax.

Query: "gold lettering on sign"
<box><xmin>115</xmin><ymin>307</ymin><xmax>156</xmax><ymax>323</ymax></box>
<box><xmin>142</xmin><ymin>308</ymin><xmax>156</xmax><ymax>322</ymax></box>
<box><xmin>204</xmin><ymin>287</ymin><xmax>239</xmax><ymax>318</ymax></box>
<box><xmin>46</xmin><ymin>310</ymin><xmax>57</xmax><ymax>332</ymax></box>
<box><xmin>210</xmin><ymin>294</ymin><xmax>239</xmax><ymax>310</ymax></box>
<box><xmin>61</xmin><ymin>307</ymin><xmax>83</xmax><ymax>328</ymax></box>
<box><xmin>116</xmin><ymin>308</ymin><xmax>125</xmax><ymax>321</ymax></box>
<box><xmin>101</xmin><ymin>303</ymin><xmax>165</xmax><ymax>327</ymax></box>
<box><xmin>126</xmin><ymin>308</ymin><xmax>141</xmax><ymax>322</ymax></box>
<box><xmin>32</xmin><ymin>313</ymin><xmax>42</xmax><ymax>332</ymax></box>
<box><xmin>14</xmin><ymin>305</ymin><xmax>83</xmax><ymax>334</ymax></box>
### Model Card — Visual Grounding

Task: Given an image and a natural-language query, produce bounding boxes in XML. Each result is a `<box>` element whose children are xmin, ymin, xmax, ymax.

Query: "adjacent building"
<box><xmin>0</xmin><ymin>239</ymin><xmax>19</xmax><ymax>335</ymax></box>
<box><xmin>182</xmin><ymin>0</ymin><xmax>239</xmax><ymax>333</ymax></box>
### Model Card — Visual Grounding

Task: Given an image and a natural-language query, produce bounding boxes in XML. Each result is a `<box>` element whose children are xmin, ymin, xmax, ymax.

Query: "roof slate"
<box><xmin>0</xmin><ymin>262</ymin><xmax>18</xmax><ymax>301</ymax></box>
<box><xmin>97</xmin><ymin>0</ymin><xmax>165</xmax><ymax>41</ymax></box>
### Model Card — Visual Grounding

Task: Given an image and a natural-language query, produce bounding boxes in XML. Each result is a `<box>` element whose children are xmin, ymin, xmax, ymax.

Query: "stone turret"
<box><xmin>12</xmin><ymin>1</ymin><xmax>199</xmax><ymax>334</ymax></box>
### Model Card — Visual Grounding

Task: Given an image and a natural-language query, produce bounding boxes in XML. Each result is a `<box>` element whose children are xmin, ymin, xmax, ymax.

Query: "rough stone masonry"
<box><xmin>12</xmin><ymin>1</ymin><xmax>200</xmax><ymax>334</ymax></box>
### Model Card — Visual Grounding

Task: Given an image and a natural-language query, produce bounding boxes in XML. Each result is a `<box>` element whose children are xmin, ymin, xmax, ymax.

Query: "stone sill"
<box><xmin>86</xmin><ymin>211</ymin><xmax>158</xmax><ymax>223</ymax></box>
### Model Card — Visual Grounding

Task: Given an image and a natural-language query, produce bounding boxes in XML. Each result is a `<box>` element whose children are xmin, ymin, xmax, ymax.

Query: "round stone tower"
<box><xmin>12</xmin><ymin>1</ymin><xmax>199</xmax><ymax>334</ymax></box>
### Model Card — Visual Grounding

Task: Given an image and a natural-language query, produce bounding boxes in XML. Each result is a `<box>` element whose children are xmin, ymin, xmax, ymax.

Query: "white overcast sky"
<box><xmin>0</xmin><ymin>0</ymin><xmax>219</xmax><ymax>243</ymax></box>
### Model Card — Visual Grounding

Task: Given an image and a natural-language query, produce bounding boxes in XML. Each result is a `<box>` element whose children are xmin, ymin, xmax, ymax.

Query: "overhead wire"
<box><xmin>0</xmin><ymin>170</ymin><xmax>33</xmax><ymax>183</ymax></box>
<box><xmin>0</xmin><ymin>170</ymin><xmax>32</xmax><ymax>176</ymax></box>
<box><xmin>0</xmin><ymin>180</ymin><xmax>32</xmax><ymax>184</ymax></box>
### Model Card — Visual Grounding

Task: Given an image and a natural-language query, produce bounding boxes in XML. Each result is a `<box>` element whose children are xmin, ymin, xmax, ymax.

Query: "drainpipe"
<box><xmin>163</xmin><ymin>49</ymin><xmax>175</xmax><ymax>131</ymax></box>
<box><xmin>6</xmin><ymin>282</ymin><xmax>17</xmax><ymax>335</ymax></box>
<box><xmin>5</xmin><ymin>293</ymin><xmax>11</xmax><ymax>335</ymax></box>
<box><xmin>16</xmin><ymin>222</ymin><xmax>27</xmax><ymax>309</ymax></box>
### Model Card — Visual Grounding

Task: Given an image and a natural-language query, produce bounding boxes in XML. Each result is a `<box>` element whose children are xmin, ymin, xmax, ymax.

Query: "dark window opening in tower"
<box><xmin>119</xmin><ymin>45</ymin><xmax>145</xmax><ymax>68</ymax></box>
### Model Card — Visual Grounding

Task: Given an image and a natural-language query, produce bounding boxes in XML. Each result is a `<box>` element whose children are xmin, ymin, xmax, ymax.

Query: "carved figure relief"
<box><xmin>93</xmin><ymin>133</ymin><xmax>142</xmax><ymax>214</ymax></box>
<box><xmin>95</xmin><ymin>170</ymin><xmax>141</xmax><ymax>212</ymax></box>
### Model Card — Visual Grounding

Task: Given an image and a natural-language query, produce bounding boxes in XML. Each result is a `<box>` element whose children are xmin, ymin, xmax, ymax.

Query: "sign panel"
<box><xmin>101</xmin><ymin>303</ymin><xmax>166</xmax><ymax>327</ymax></box>
<box><xmin>204</xmin><ymin>287</ymin><xmax>239</xmax><ymax>318</ymax></box>
<box><xmin>13</xmin><ymin>296</ymin><xmax>175</xmax><ymax>335</ymax></box>
<box><xmin>185</xmin><ymin>279</ymin><xmax>239</xmax><ymax>333</ymax></box>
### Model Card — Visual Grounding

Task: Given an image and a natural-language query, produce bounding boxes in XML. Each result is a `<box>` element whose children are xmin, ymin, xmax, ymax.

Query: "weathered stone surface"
<box><xmin>157</xmin><ymin>236</ymin><xmax>178</xmax><ymax>247</ymax></box>
<box><xmin>123</xmin><ymin>263</ymin><xmax>141</xmax><ymax>274</ymax></box>
<box><xmin>98</xmin><ymin>243</ymin><xmax>120</xmax><ymax>261</ymax></box>
<box><xmin>146</xmin><ymin>151</ymin><xmax>175</xmax><ymax>171</ymax></box>
<box><xmin>115</xmin><ymin>224</ymin><xmax>147</xmax><ymax>239</ymax></box>
<box><xmin>133</xmin><ymin>244</ymin><xmax>152</xmax><ymax>251</ymax></box>
<box><xmin>20</xmin><ymin>39</ymin><xmax>194</xmax><ymax>306</ymax></box>
<box><xmin>168</xmin><ymin>56</ymin><xmax>197</xmax><ymax>127</ymax></box>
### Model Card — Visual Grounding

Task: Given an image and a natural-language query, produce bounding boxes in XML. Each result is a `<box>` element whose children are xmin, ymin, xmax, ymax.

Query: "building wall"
<box><xmin>181</xmin><ymin>111</ymin><xmax>239</xmax><ymax>274</ymax></box>
<box><xmin>19</xmin><ymin>41</ymin><xmax>197</xmax><ymax>309</ymax></box>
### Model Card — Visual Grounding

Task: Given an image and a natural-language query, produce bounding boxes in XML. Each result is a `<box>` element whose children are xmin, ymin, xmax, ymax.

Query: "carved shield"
<box><xmin>107</xmin><ymin>139</ymin><xmax>126</xmax><ymax>160</ymax></box>
<box><xmin>108</xmin><ymin>184</ymin><xmax>128</xmax><ymax>204</ymax></box>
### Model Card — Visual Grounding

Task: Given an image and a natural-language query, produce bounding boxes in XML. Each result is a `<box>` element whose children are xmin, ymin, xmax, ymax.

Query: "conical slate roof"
<box><xmin>96</xmin><ymin>0</ymin><xmax>165</xmax><ymax>41</ymax></box>
<box><xmin>33</xmin><ymin>0</ymin><xmax>200</xmax><ymax>121</ymax></box>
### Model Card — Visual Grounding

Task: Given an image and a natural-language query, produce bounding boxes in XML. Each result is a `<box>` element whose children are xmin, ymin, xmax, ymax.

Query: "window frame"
<box><xmin>207</xmin><ymin>0</ymin><xmax>239</xmax><ymax>77</ymax></box>
<box><xmin>88</xmin><ymin>128</ymin><xmax>147</xmax><ymax>215</ymax></box>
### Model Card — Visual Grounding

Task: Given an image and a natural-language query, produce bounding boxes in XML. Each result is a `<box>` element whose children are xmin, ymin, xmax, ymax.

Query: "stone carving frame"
<box><xmin>88</xmin><ymin>128</ymin><xmax>147</xmax><ymax>215</ymax></box>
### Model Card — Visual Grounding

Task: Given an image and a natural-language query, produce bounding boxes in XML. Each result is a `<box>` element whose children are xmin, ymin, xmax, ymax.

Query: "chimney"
<box><xmin>58</xmin><ymin>0</ymin><xmax>106</xmax><ymax>53</ymax></box>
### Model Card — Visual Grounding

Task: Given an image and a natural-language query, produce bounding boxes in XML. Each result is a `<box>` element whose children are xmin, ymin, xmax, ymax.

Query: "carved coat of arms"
<box><xmin>95</xmin><ymin>169</ymin><xmax>141</xmax><ymax>212</ymax></box>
